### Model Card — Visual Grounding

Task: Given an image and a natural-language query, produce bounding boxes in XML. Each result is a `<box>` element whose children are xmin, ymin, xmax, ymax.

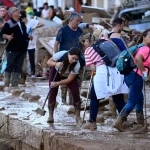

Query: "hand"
<box><xmin>28</xmin><ymin>36</ymin><xmax>33</xmax><ymax>40</ymax></box>
<box><xmin>31</xmin><ymin>26</ymin><xmax>36</xmax><ymax>30</ymax></box>
<box><xmin>55</xmin><ymin>62</ymin><xmax>63</xmax><ymax>69</ymax></box>
<box><xmin>51</xmin><ymin>82</ymin><xmax>58</xmax><ymax>88</ymax></box>
<box><xmin>6</xmin><ymin>34</ymin><xmax>13</xmax><ymax>41</ymax></box>
<box><xmin>142</xmin><ymin>71</ymin><xmax>148</xmax><ymax>81</ymax></box>
<box><xmin>133</xmin><ymin>36</ymin><xmax>139</xmax><ymax>43</ymax></box>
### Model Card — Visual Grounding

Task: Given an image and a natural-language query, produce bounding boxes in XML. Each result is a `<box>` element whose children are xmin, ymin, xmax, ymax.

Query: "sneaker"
<box><xmin>82</xmin><ymin>121</ymin><xmax>97</xmax><ymax>130</ymax></box>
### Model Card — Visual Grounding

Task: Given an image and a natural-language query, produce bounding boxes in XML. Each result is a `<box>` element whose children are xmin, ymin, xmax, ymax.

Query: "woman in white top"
<box><xmin>20</xmin><ymin>10</ymin><xmax>44</xmax><ymax>77</ymax></box>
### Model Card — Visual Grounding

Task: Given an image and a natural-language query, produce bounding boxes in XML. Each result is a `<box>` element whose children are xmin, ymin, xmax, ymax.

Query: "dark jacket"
<box><xmin>1</xmin><ymin>18</ymin><xmax>29</xmax><ymax>52</ymax></box>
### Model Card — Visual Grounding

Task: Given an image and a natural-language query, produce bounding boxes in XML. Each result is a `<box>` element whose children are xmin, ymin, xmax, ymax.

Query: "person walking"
<box><xmin>47</xmin><ymin>47</ymin><xmax>81</xmax><ymax>124</ymax></box>
<box><xmin>1</xmin><ymin>6</ymin><xmax>32</xmax><ymax>91</ymax></box>
<box><xmin>113</xmin><ymin>29</ymin><xmax>150</xmax><ymax>132</ymax></box>
<box><xmin>82</xmin><ymin>29</ymin><xmax>128</xmax><ymax>130</ymax></box>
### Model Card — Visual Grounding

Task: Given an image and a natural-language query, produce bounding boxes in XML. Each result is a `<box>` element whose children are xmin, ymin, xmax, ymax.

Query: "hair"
<box><xmin>69</xmin><ymin>12</ymin><xmax>81</xmax><ymax>21</ymax></box>
<box><xmin>43</xmin><ymin>2</ymin><xmax>48</xmax><ymax>6</ymax></box>
<box><xmin>49</xmin><ymin>5</ymin><xmax>54</xmax><ymax>10</ymax></box>
<box><xmin>28</xmin><ymin>2</ymin><xmax>32</xmax><ymax>7</ymax></box>
<box><xmin>138</xmin><ymin>28</ymin><xmax>150</xmax><ymax>44</ymax></box>
<box><xmin>61</xmin><ymin>47</ymin><xmax>81</xmax><ymax>74</ymax></box>
<box><xmin>79</xmin><ymin>32</ymin><xmax>91</xmax><ymax>44</ymax></box>
<box><xmin>20</xmin><ymin>10</ymin><xmax>26</xmax><ymax>19</ymax></box>
<box><xmin>112</xmin><ymin>18</ymin><xmax>124</xmax><ymax>27</ymax></box>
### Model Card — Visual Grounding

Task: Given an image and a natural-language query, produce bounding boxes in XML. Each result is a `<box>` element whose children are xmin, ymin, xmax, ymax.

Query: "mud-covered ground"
<box><xmin>0</xmin><ymin>78</ymin><xmax>150</xmax><ymax>150</ymax></box>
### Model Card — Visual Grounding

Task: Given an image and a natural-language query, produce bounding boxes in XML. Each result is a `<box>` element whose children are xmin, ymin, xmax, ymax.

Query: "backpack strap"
<box><xmin>58</xmin><ymin>52</ymin><xmax>68</xmax><ymax>62</ymax></box>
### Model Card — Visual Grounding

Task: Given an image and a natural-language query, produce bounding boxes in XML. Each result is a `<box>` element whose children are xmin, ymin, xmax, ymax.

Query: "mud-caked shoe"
<box><xmin>82</xmin><ymin>121</ymin><xmax>97</xmax><ymax>130</ymax></box>
<box><xmin>47</xmin><ymin>117</ymin><xmax>54</xmax><ymax>123</ymax></box>
<box><xmin>113</xmin><ymin>116</ymin><xmax>125</xmax><ymax>132</ymax></box>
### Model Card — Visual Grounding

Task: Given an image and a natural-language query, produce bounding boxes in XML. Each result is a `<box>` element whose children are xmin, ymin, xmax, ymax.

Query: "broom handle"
<box><xmin>0</xmin><ymin>41</ymin><xmax>9</xmax><ymax>58</ymax></box>
<box><xmin>81</xmin><ymin>71</ymin><xmax>94</xmax><ymax>124</ymax></box>
<box><xmin>42</xmin><ymin>69</ymin><xmax>59</xmax><ymax>109</ymax></box>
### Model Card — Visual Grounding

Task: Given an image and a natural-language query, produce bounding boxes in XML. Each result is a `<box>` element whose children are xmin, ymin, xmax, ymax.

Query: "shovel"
<box><xmin>80</xmin><ymin>71</ymin><xmax>94</xmax><ymax>126</ymax></box>
<box><xmin>35</xmin><ymin>69</ymin><xmax>58</xmax><ymax>116</ymax></box>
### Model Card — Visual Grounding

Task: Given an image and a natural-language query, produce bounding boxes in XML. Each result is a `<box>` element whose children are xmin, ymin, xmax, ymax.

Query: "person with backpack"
<box><xmin>113</xmin><ymin>29</ymin><xmax>150</xmax><ymax>132</ymax></box>
<box><xmin>105</xmin><ymin>18</ymin><xmax>137</xmax><ymax>117</ymax></box>
<box><xmin>82</xmin><ymin>29</ymin><xmax>128</xmax><ymax>130</ymax></box>
<box><xmin>47</xmin><ymin>47</ymin><xmax>82</xmax><ymax>124</ymax></box>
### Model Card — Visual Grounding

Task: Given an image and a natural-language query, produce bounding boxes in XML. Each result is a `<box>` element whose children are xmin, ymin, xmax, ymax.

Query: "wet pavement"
<box><xmin>0</xmin><ymin>79</ymin><xmax>150</xmax><ymax>150</ymax></box>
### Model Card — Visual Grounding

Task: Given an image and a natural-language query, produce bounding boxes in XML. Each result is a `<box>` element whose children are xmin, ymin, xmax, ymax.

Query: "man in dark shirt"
<box><xmin>1</xmin><ymin>6</ymin><xmax>32</xmax><ymax>91</ymax></box>
<box><xmin>54</xmin><ymin>12</ymin><xmax>96</xmax><ymax>105</ymax></box>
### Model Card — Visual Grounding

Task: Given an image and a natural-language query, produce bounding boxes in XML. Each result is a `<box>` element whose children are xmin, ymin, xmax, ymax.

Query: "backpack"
<box><xmin>93</xmin><ymin>39</ymin><xmax>122</xmax><ymax>67</ymax></box>
<box><xmin>116</xmin><ymin>44</ymin><xmax>145</xmax><ymax>75</ymax></box>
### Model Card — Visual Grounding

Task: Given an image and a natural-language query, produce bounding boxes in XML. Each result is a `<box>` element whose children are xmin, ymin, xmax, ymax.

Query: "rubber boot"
<box><xmin>68</xmin><ymin>90</ymin><xmax>73</xmax><ymax>105</ymax></box>
<box><xmin>60</xmin><ymin>86</ymin><xmax>67</xmax><ymax>104</ymax></box>
<box><xmin>75</xmin><ymin>108</ymin><xmax>81</xmax><ymax>124</ymax></box>
<box><xmin>3</xmin><ymin>72</ymin><xmax>11</xmax><ymax>92</ymax></box>
<box><xmin>11</xmin><ymin>72</ymin><xmax>21</xmax><ymax>87</ymax></box>
<box><xmin>136</xmin><ymin>111</ymin><xmax>144</xmax><ymax>126</ymax></box>
<box><xmin>103</xmin><ymin>97</ymin><xmax>117</xmax><ymax>118</ymax></box>
<box><xmin>47</xmin><ymin>102</ymin><xmax>55</xmax><ymax>123</ymax></box>
<box><xmin>113</xmin><ymin>108</ymin><xmax>129</xmax><ymax>132</ymax></box>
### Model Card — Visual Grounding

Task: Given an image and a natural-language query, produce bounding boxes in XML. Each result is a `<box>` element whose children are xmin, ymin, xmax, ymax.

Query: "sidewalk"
<box><xmin>0</xmin><ymin>80</ymin><xmax>150</xmax><ymax>150</ymax></box>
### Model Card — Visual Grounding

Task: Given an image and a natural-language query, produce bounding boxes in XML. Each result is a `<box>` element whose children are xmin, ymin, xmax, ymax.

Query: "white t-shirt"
<box><xmin>41</xmin><ymin>8</ymin><xmax>50</xmax><ymax>19</ymax></box>
<box><xmin>26</xmin><ymin>19</ymin><xmax>39</xmax><ymax>50</ymax></box>
<box><xmin>53</xmin><ymin>51</ymin><xmax>80</xmax><ymax>77</ymax></box>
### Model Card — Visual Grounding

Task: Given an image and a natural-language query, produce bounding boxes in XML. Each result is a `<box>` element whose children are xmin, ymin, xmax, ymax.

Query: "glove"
<box><xmin>142</xmin><ymin>71</ymin><xmax>148</xmax><ymax>81</ymax></box>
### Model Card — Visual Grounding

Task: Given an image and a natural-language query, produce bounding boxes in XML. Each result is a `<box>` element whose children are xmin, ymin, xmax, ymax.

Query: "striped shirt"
<box><xmin>84</xmin><ymin>46</ymin><xmax>104</xmax><ymax>67</ymax></box>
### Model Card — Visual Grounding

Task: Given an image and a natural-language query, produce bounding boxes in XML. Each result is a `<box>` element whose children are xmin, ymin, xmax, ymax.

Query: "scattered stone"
<box><xmin>23</xmin><ymin>117</ymin><xmax>30</xmax><ymax>120</ymax></box>
<box><xmin>9</xmin><ymin>113</ymin><xmax>18</xmax><ymax>116</ymax></box>
<box><xmin>20</xmin><ymin>92</ymin><xmax>32</xmax><ymax>100</ymax></box>
<box><xmin>28</xmin><ymin>94</ymin><xmax>41</xmax><ymax>102</ymax></box>
<box><xmin>67</xmin><ymin>106</ymin><xmax>75</xmax><ymax>113</ymax></box>
<box><xmin>0</xmin><ymin>107</ymin><xmax>5</xmax><ymax>111</ymax></box>
<box><xmin>11</xmin><ymin>89</ymin><xmax>25</xmax><ymax>96</ymax></box>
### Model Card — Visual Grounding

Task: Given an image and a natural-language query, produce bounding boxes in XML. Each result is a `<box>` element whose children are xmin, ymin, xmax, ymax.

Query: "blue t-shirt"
<box><xmin>56</xmin><ymin>25</ymin><xmax>83</xmax><ymax>51</ymax></box>
<box><xmin>108</xmin><ymin>32</ymin><xmax>126</xmax><ymax>51</ymax></box>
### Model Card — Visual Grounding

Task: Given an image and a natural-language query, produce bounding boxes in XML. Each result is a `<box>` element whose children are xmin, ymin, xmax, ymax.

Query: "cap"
<box><xmin>8</xmin><ymin>7</ymin><xmax>18</xmax><ymax>17</ymax></box>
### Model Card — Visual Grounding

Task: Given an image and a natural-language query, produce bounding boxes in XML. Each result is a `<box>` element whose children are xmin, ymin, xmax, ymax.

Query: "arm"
<box><xmin>35</xmin><ymin>22</ymin><xmax>44</xmax><ymax>28</ymax></box>
<box><xmin>51</xmin><ymin>74</ymin><xmax>76</xmax><ymax>87</ymax></box>
<box><xmin>47</xmin><ymin>57</ymin><xmax>63</xmax><ymax>68</ymax></box>
<box><xmin>135</xmin><ymin>54</ymin><xmax>145</xmax><ymax>72</ymax></box>
<box><xmin>2</xmin><ymin>34</ymin><xmax>13</xmax><ymax>41</ymax></box>
<box><xmin>89</xmin><ymin>64</ymin><xmax>96</xmax><ymax>72</ymax></box>
<box><xmin>78</xmin><ymin>23</ymin><xmax>97</xmax><ymax>31</ymax></box>
<box><xmin>127</xmin><ymin>41</ymin><xmax>135</xmax><ymax>47</ymax></box>
<box><xmin>54</xmin><ymin>40</ymin><xmax>59</xmax><ymax>53</ymax></box>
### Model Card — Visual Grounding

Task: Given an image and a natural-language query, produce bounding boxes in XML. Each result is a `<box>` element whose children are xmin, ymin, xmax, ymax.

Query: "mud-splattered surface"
<box><xmin>0</xmin><ymin>79</ymin><xmax>150</xmax><ymax>150</ymax></box>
